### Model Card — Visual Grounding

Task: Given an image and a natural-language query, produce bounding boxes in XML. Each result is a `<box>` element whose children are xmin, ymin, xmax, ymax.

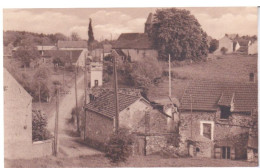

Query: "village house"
<box><xmin>178</xmin><ymin>79</ymin><xmax>257</xmax><ymax>160</ymax></box>
<box><xmin>248</xmin><ymin>40</ymin><xmax>258</xmax><ymax>55</ymax></box>
<box><xmin>4</xmin><ymin>68</ymin><xmax>53</xmax><ymax>159</ymax></box>
<box><xmin>90</xmin><ymin>62</ymin><xmax>103</xmax><ymax>88</ymax></box>
<box><xmin>57</xmin><ymin>40</ymin><xmax>88</xmax><ymax>50</ymax></box>
<box><xmin>215</xmin><ymin>34</ymin><xmax>240</xmax><ymax>54</ymax></box>
<box><xmin>81</xmin><ymin>88</ymin><xmax>177</xmax><ymax>155</ymax></box>
<box><xmin>113</xmin><ymin>13</ymin><xmax>158</xmax><ymax>62</ymax></box>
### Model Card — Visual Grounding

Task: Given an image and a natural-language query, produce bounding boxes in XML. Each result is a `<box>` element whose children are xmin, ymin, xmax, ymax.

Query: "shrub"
<box><xmin>105</xmin><ymin>128</ymin><xmax>133</xmax><ymax>163</ymax></box>
<box><xmin>220</xmin><ymin>47</ymin><xmax>228</xmax><ymax>55</ymax></box>
<box><xmin>32</xmin><ymin>110</ymin><xmax>52</xmax><ymax>141</ymax></box>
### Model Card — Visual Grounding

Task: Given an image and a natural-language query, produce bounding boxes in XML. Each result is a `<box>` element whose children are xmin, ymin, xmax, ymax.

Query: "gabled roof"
<box><xmin>180</xmin><ymin>80</ymin><xmax>257</xmax><ymax>112</ymax></box>
<box><xmin>145</xmin><ymin>13</ymin><xmax>153</xmax><ymax>24</ymax></box>
<box><xmin>57</xmin><ymin>40</ymin><xmax>88</xmax><ymax>49</ymax></box>
<box><xmin>113</xmin><ymin>33</ymin><xmax>154</xmax><ymax>49</ymax></box>
<box><xmin>45</xmin><ymin>50</ymin><xmax>83</xmax><ymax>63</ymax></box>
<box><xmin>85</xmin><ymin>91</ymin><xmax>148</xmax><ymax>119</ymax></box>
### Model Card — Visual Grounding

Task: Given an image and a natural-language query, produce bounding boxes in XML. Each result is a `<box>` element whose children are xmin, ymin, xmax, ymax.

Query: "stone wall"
<box><xmin>179</xmin><ymin>109</ymin><xmax>251</xmax><ymax>159</ymax></box>
<box><xmin>84</xmin><ymin>110</ymin><xmax>114</xmax><ymax>144</ymax></box>
<box><xmin>146</xmin><ymin>135</ymin><xmax>167</xmax><ymax>155</ymax></box>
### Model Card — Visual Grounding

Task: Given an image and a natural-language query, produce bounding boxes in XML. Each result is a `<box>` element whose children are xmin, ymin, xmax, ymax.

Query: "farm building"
<box><xmin>4</xmin><ymin>68</ymin><xmax>53</xmax><ymax>159</ymax></box>
<box><xmin>215</xmin><ymin>34</ymin><xmax>240</xmax><ymax>54</ymax></box>
<box><xmin>179</xmin><ymin>79</ymin><xmax>257</xmax><ymax>160</ymax></box>
<box><xmin>81</xmin><ymin>88</ymin><xmax>177</xmax><ymax>155</ymax></box>
<box><xmin>113</xmin><ymin>13</ymin><xmax>158</xmax><ymax>62</ymax></box>
<box><xmin>57</xmin><ymin>40</ymin><xmax>88</xmax><ymax>50</ymax></box>
<box><xmin>248</xmin><ymin>40</ymin><xmax>258</xmax><ymax>55</ymax></box>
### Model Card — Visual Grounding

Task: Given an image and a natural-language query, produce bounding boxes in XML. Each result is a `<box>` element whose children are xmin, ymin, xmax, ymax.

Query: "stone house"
<box><xmin>248</xmin><ymin>40</ymin><xmax>258</xmax><ymax>55</ymax></box>
<box><xmin>215</xmin><ymin>35</ymin><xmax>240</xmax><ymax>54</ymax></box>
<box><xmin>81</xmin><ymin>89</ymin><xmax>173</xmax><ymax>155</ymax></box>
<box><xmin>57</xmin><ymin>40</ymin><xmax>88</xmax><ymax>50</ymax></box>
<box><xmin>247</xmin><ymin>109</ymin><xmax>258</xmax><ymax>162</ymax></box>
<box><xmin>4</xmin><ymin>68</ymin><xmax>53</xmax><ymax>159</ymax></box>
<box><xmin>179</xmin><ymin>80</ymin><xmax>257</xmax><ymax>160</ymax></box>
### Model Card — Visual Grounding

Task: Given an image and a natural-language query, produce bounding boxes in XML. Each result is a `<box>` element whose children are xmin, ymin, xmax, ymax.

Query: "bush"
<box><xmin>32</xmin><ymin>110</ymin><xmax>52</xmax><ymax>141</ymax></box>
<box><xmin>105</xmin><ymin>128</ymin><xmax>133</xmax><ymax>163</ymax></box>
<box><xmin>220</xmin><ymin>47</ymin><xmax>228</xmax><ymax>55</ymax></box>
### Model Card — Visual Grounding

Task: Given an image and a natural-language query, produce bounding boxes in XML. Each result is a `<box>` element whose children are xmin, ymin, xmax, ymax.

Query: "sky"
<box><xmin>3</xmin><ymin>7</ymin><xmax>258</xmax><ymax>41</ymax></box>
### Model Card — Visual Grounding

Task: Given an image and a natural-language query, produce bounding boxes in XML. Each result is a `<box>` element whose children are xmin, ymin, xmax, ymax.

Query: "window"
<box><xmin>222</xmin><ymin>146</ymin><xmax>231</xmax><ymax>159</ymax></box>
<box><xmin>220</xmin><ymin>106</ymin><xmax>231</xmax><ymax>119</ymax></box>
<box><xmin>249</xmin><ymin>73</ymin><xmax>255</xmax><ymax>82</ymax></box>
<box><xmin>200</xmin><ymin>121</ymin><xmax>214</xmax><ymax>140</ymax></box>
<box><xmin>94</xmin><ymin>80</ymin><xmax>98</xmax><ymax>87</ymax></box>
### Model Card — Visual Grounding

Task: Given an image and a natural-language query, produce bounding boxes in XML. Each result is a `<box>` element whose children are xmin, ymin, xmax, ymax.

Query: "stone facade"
<box><xmin>179</xmin><ymin>108</ymin><xmax>252</xmax><ymax>159</ymax></box>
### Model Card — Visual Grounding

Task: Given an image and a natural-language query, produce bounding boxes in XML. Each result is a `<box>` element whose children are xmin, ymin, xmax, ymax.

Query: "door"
<box><xmin>94</xmin><ymin>80</ymin><xmax>98</xmax><ymax>87</ymax></box>
<box><xmin>222</xmin><ymin>146</ymin><xmax>231</xmax><ymax>159</ymax></box>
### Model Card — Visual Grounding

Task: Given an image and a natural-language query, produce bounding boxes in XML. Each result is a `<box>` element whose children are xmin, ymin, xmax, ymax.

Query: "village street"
<box><xmin>47</xmin><ymin>73</ymin><xmax>101</xmax><ymax>157</ymax></box>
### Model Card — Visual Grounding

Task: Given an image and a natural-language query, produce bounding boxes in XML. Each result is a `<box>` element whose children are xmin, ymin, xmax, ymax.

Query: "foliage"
<box><xmin>105</xmin><ymin>128</ymin><xmax>133</xmax><ymax>163</ymax></box>
<box><xmin>33</xmin><ymin>67</ymin><xmax>50</xmax><ymax>102</ymax></box>
<box><xmin>150</xmin><ymin>8</ymin><xmax>208</xmax><ymax>61</ymax></box>
<box><xmin>4</xmin><ymin>30</ymin><xmax>68</xmax><ymax>47</ymax></box>
<box><xmin>129</xmin><ymin>56</ymin><xmax>163</xmax><ymax>88</ymax></box>
<box><xmin>70</xmin><ymin>32</ymin><xmax>81</xmax><ymax>41</ymax></box>
<box><xmin>32</xmin><ymin>110</ymin><xmax>52</xmax><ymax>141</ymax></box>
<box><xmin>13</xmin><ymin>39</ymin><xmax>40</xmax><ymax>67</ymax></box>
<box><xmin>88</xmin><ymin>18</ymin><xmax>95</xmax><ymax>49</ymax></box>
<box><xmin>220</xmin><ymin>47</ymin><xmax>228</xmax><ymax>55</ymax></box>
<box><xmin>52</xmin><ymin>56</ymin><xmax>65</xmax><ymax>67</ymax></box>
<box><xmin>209</xmin><ymin>39</ymin><xmax>219</xmax><ymax>53</ymax></box>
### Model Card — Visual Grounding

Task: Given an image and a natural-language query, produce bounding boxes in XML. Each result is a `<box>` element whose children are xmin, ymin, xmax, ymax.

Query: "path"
<box><xmin>47</xmin><ymin>74</ymin><xmax>101</xmax><ymax>157</ymax></box>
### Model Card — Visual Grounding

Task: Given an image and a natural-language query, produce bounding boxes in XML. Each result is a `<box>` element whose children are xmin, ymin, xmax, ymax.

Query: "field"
<box><xmin>5</xmin><ymin>154</ymin><xmax>258</xmax><ymax>167</ymax></box>
<box><xmin>147</xmin><ymin>53</ymin><xmax>257</xmax><ymax>102</ymax></box>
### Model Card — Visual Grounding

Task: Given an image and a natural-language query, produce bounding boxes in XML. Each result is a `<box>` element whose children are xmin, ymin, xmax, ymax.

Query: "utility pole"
<box><xmin>190</xmin><ymin>94</ymin><xmax>193</xmax><ymax>139</ymax></box>
<box><xmin>169</xmin><ymin>54</ymin><xmax>171</xmax><ymax>98</ymax></box>
<box><xmin>113</xmin><ymin>50</ymin><xmax>119</xmax><ymax>134</ymax></box>
<box><xmin>54</xmin><ymin>86</ymin><xmax>60</xmax><ymax>156</ymax></box>
<box><xmin>84</xmin><ymin>52</ymin><xmax>87</xmax><ymax>140</ymax></box>
<box><xmin>63</xmin><ymin>66</ymin><xmax>65</xmax><ymax>90</ymax></box>
<box><xmin>75</xmin><ymin>66</ymin><xmax>79</xmax><ymax>133</ymax></box>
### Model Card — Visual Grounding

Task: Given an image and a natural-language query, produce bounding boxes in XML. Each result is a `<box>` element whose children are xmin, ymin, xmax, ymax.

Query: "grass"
<box><xmin>5</xmin><ymin>154</ymin><xmax>258</xmax><ymax>167</ymax></box>
<box><xmin>147</xmin><ymin>53</ymin><xmax>257</xmax><ymax>101</ymax></box>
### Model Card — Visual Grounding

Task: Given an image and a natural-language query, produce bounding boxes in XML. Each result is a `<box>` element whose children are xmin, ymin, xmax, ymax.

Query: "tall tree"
<box><xmin>70</xmin><ymin>32</ymin><xmax>81</xmax><ymax>41</ymax></box>
<box><xmin>151</xmin><ymin>8</ymin><xmax>208</xmax><ymax>61</ymax></box>
<box><xmin>88</xmin><ymin>18</ymin><xmax>95</xmax><ymax>49</ymax></box>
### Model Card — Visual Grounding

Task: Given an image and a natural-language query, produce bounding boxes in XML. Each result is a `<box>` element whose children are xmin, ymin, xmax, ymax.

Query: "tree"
<box><xmin>151</xmin><ymin>8</ymin><xmax>208</xmax><ymax>61</ymax></box>
<box><xmin>33</xmin><ymin>67</ymin><xmax>50</xmax><ymax>102</ymax></box>
<box><xmin>220</xmin><ymin>47</ymin><xmax>228</xmax><ymax>55</ymax></box>
<box><xmin>13</xmin><ymin>39</ymin><xmax>40</xmax><ymax>67</ymax></box>
<box><xmin>88</xmin><ymin>18</ymin><xmax>95</xmax><ymax>49</ymax></box>
<box><xmin>70</xmin><ymin>32</ymin><xmax>81</xmax><ymax>41</ymax></box>
<box><xmin>209</xmin><ymin>39</ymin><xmax>219</xmax><ymax>53</ymax></box>
<box><xmin>32</xmin><ymin>110</ymin><xmax>52</xmax><ymax>141</ymax></box>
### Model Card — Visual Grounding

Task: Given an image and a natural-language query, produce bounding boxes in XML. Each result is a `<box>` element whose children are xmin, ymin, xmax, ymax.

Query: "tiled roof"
<box><xmin>57</xmin><ymin>40</ymin><xmax>88</xmax><ymax>48</ymax></box>
<box><xmin>85</xmin><ymin>91</ymin><xmax>145</xmax><ymax>119</ymax></box>
<box><xmin>45</xmin><ymin>50</ymin><xmax>83</xmax><ymax>63</ymax></box>
<box><xmin>113</xmin><ymin>33</ymin><xmax>154</xmax><ymax>49</ymax></box>
<box><xmin>180</xmin><ymin>80</ymin><xmax>257</xmax><ymax>112</ymax></box>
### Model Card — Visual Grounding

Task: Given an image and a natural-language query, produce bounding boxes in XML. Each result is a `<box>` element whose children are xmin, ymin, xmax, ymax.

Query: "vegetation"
<box><xmin>32</xmin><ymin>110</ymin><xmax>52</xmax><ymax>141</ymax></box>
<box><xmin>220</xmin><ymin>47</ymin><xmax>228</xmax><ymax>55</ymax></box>
<box><xmin>105</xmin><ymin>128</ymin><xmax>133</xmax><ymax>163</ymax></box>
<box><xmin>88</xmin><ymin>18</ymin><xmax>95</xmax><ymax>49</ymax></box>
<box><xmin>209</xmin><ymin>39</ymin><xmax>219</xmax><ymax>53</ymax></box>
<box><xmin>70</xmin><ymin>32</ymin><xmax>81</xmax><ymax>41</ymax></box>
<box><xmin>150</xmin><ymin>8</ymin><xmax>208</xmax><ymax>61</ymax></box>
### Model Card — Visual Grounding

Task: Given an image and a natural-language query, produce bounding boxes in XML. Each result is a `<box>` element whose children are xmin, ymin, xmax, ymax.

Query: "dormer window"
<box><xmin>220</xmin><ymin>106</ymin><xmax>231</xmax><ymax>119</ymax></box>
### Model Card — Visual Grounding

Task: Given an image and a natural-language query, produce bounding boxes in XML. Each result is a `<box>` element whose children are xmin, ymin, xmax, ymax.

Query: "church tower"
<box><xmin>144</xmin><ymin>13</ymin><xmax>153</xmax><ymax>34</ymax></box>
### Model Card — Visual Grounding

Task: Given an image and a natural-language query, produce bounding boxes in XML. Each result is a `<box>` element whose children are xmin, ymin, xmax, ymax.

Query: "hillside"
<box><xmin>147</xmin><ymin>53</ymin><xmax>257</xmax><ymax>102</ymax></box>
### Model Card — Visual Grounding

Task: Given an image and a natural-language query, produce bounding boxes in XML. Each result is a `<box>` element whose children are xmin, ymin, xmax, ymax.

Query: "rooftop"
<box><xmin>57</xmin><ymin>40</ymin><xmax>88</xmax><ymax>49</ymax></box>
<box><xmin>180</xmin><ymin>80</ymin><xmax>257</xmax><ymax>112</ymax></box>
<box><xmin>113</xmin><ymin>33</ymin><xmax>154</xmax><ymax>49</ymax></box>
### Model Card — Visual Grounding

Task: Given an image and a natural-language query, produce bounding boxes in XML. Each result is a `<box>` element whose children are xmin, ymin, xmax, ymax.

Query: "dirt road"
<box><xmin>47</xmin><ymin>74</ymin><xmax>101</xmax><ymax>157</ymax></box>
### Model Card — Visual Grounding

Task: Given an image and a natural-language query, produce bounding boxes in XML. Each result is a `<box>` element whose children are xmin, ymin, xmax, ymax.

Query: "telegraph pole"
<box><xmin>113</xmin><ymin>50</ymin><xmax>119</xmax><ymax>134</ymax></box>
<box><xmin>54</xmin><ymin>86</ymin><xmax>60</xmax><ymax>156</ymax></box>
<box><xmin>169</xmin><ymin>54</ymin><xmax>171</xmax><ymax>98</ymax></box>
<box><xmin>75</xmin><ymin>66</ymin><xmax>79</xmax><ymax>133</ymax></box>
<box><xmin>84</xmin><ymin>52</ymin><xmax>87</xmax><ymax>140</ymax></box>
<box><xmin>190</xmin><ymin>94</ymin><xmax>193</xmax><ymax>139</ymax></box>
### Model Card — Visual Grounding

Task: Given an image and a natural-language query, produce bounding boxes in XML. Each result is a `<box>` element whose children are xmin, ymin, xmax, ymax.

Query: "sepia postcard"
<box><xmin>2</xmin><ymin>6</ymin><xmax>259</xmax><ymax>167</ymax></box>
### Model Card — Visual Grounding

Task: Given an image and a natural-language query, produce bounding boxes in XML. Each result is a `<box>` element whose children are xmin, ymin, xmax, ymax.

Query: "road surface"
<box><xmin>47</xmin><ymin>74</ymin><xmax>101</xmax><ymax>157</ymax></box>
